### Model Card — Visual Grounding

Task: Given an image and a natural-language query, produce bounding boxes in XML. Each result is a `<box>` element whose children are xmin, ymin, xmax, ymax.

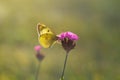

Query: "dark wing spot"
<box><xmin>44</xmin><ymin>34</ymin><xmax>48</xmax><ymax>39</ymax></box>
<box><xmin>47</xmin><ymin>30</ymin><xmax>50</xmax><ymax>32</ymax></box>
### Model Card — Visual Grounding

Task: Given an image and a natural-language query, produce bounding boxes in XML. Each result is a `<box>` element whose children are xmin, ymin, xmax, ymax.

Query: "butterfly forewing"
<box><xmin>37</xmin><ymin>23</ymin><xmax>46</xmax><ymax>36</ymax></box>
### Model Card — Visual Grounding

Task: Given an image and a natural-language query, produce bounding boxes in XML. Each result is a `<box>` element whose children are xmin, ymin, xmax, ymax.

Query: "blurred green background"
<box><xmin>0</xmin><ymin>0</ymin><xmax>120</xmax><ymax>80</ymax></box>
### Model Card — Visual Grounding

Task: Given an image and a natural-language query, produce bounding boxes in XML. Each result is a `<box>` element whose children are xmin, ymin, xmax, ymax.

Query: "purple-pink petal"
<box><xmin>58</xmin><ymin>32</ymin><xmax>65</xmax><ymax>40</ymax></box>
<box><xmin>34</xmin><ymin>45</ymin><xmax>41</xmax><ymax>52</ymax></box>
<box><xmin>58</xmin><ymin>31</ymin><xmax>79</xmax><ymax>40</ymax></box>
<box><xmin>71</xmin><ymin>33</ymin><xmax>79</xmax><ymax>40</ymax></box>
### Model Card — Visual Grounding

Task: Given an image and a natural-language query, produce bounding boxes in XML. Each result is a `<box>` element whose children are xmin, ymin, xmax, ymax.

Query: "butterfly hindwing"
<box><xmin>39</xmin><ymin>33</ymin><xmax>57</xmax><ymax>48</ymax></box>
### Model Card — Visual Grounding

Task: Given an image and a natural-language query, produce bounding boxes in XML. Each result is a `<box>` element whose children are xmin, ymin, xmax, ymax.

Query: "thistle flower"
<box><xmin>34</xmin><ymin>45</ymin><xmax>41</xmax><ymax>52</ymax></box>
<box><xmin>58</xmin><ymin>31</ymin><xmax>79</xmax><ymax>80</ymax></box>
<box><xmin>58</xmin><ymin>31</ymin><xmax>79</xmax><ymax>53</ymax></box>
<box><xmin>34</xmin><ymin>45</ymin><xmax>44</xmax><ymax>61</ymax></box>
<box><xmin>34</xmin><ymin>45</ymin><xmax>45</xmax><ymax>80</ymax></box>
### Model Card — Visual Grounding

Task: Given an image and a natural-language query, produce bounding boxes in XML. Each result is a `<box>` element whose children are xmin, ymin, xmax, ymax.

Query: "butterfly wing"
<box><xmin>37</xmin><ymin>23</ymin><xmax>58</xmax><ymax>48</ymax></box>
<box><xmin>37</xmin><ymin>23</ymin><xmax>46</xmax><ymax>37</ymax></box>
<box><xmin>39</xmin><ymin>33</ymin><xmax>57</xmax><ymax>48</ymax></box>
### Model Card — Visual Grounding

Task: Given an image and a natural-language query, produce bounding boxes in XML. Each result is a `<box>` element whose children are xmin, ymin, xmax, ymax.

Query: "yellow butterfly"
<box><xmin>37</xmin><ymin>23</ymin><xmax>58</xmax><ymax>48</ymax></box>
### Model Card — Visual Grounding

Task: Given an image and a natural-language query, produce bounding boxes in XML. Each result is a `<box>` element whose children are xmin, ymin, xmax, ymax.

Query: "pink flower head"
<box><xmin>58</xmin><ymin>31</ymin><xmax>79</xmax><ymax>41</ymax></box>
<box><xmin>34</xmin><ymin>45</ymin><xmax>44</xmax><ymax>61</ymax></box>
<box><xmin>58</xmin><ymin>31</ymin><xmax>79</xmax><ymax>53</ymax></box>
<box><xmin>34</xmin><ymin>45</ymin><xmax>41</xmax><ymax>52</ymax></box>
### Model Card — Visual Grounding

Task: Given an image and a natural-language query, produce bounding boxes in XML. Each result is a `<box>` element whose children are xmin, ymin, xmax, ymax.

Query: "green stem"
<box><xmin>60</xmin><ymin>52</ymin><xmax>69</xmax><ymax>80</ymax></box>
<box><xmin>35</xmin><ymin>62</ymin><xmax>41</xmax><ymax>80</ymax></box>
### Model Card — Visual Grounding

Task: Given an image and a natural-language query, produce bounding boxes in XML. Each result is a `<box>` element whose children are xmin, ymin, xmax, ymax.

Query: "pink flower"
<box><xmin>34</xmin><ymin>45</ymin><xmax>44</xmax><ymax>61</ymax></box>
<box><xmin>34</xmin><ymin>45</ymin><xmax>41</xmax><ymax>52</ymax></box>
<box><xmin>58</xmin><ymin>31</ymin><xmax>79</xmax><ymax>53</ymax></box>
<box><xmin>58</xmin><ymin>31</ymin><xmax>79</xmax><ymax>40</ymax></box>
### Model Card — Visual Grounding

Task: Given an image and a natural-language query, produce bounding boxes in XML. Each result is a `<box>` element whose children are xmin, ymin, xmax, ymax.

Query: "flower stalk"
<box><xmin>60</xmin><ymin>52</ymin><xmax>69</xmax><ymax>80</ymax></box>
<box><xmin>35</xmin><ymin>61</ymin><xmax>41</xmax><ymax>80</ymax></box>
